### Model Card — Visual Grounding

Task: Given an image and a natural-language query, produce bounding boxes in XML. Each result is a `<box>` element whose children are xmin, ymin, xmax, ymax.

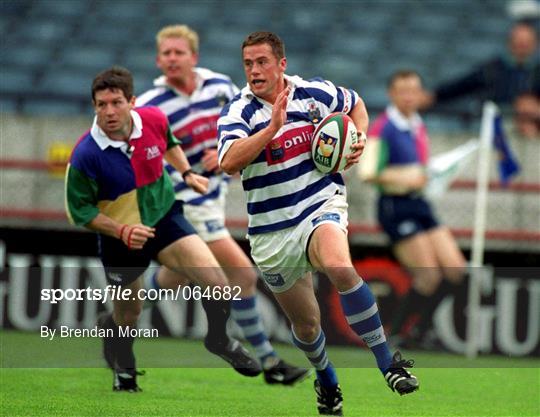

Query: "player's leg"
<box><xmin>183</xmin><ymin>202</ymin><xmax>273</xmax><ymax>355</ymax></box>
<box><xmin>96</xmin><ymin>233</ymin><xmax>149</xmax><ymax>392</ymax></box>
<box><xmin>272</xmin><ymin>276</ymin><xmax>343</xmax><ymax>416</ymax></box>
<box><xmin>410</xmin><ymin>226</ymin><xmax>468</xmax><ymax>343</ymax></box>
<box><xmin>157</xmin><ymin>234</ymin><xmax>261</xmax><ymax>376</ymax></box>
<box><xmin>390</xmin><ymin>232</ymin><xmax>442</xmax><ymax>341</ymax></box>
<box><xmin>99</xmin><ymin>277</ymin><xmax>145</xmax><ymax>392</ymax></box>
<box><xmin>147</xmin><ymin>265</ymin><xmax>236</xmax><ymax>348</ymax></box>
<box><xmin>428</xmin><ymin>226</ymin><xmax>467</xmax><ymax>283</ymax></box>
<box><xmin>308</xmin><ymin>223</ymin><xmax>418</xmax><ymax>396</ymax></box>
<box><xmin>208</xmin><ymin>236</ymin><xmax>309</xmax><ymax>385</ymax></box>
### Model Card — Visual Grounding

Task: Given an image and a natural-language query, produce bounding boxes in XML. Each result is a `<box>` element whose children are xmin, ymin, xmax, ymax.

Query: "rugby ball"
<box><xmin>311</xmin><ymin>112</ymin><xmax>358</xmax><ymax>173</ymax></box>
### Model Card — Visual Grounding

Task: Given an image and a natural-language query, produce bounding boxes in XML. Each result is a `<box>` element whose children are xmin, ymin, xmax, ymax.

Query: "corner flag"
<box><xmin>493</xmin><ymin>114</ymin><xmax>520</xmax><ymax>185</ymax></box>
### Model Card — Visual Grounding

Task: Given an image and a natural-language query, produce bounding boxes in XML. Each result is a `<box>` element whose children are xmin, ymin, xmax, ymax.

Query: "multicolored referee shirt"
<box><xmin>65</xmin><ymin>106</ymin><xmax>180</xmax><ymax>227</ymax></box>
<box><xmin>359</xmin><ymin>105</ymin><xmax>430</xmax><ymax>194</ymax></box>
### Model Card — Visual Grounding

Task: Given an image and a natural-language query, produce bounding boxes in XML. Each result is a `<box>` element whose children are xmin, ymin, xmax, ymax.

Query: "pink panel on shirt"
<box><xmin>367</xmin><ymin>112</ymin><xmax>389</xmax><ymax>138</ymax></box>
<box><xmin>415</xmin><ymin>123</ymin><xmax>430</xmax><ymax>165</ymax></box>
<box><xmin>130</xmin><ymin>107</ymin><xmax>169</xmax><ymax>188</ymax></box>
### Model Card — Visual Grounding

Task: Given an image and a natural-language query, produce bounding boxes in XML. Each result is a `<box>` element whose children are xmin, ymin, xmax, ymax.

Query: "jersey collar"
<box><xmin>153</xmin><ymin>68</ymin><xmax>205</xmax><ymax>96</ymax></box>
<box><xmin>91</xmin><ymin>110</ymin><xmax>143</xmax><ymax>150</ymax></box>
<box><xmin>241</xmin><ymin>74</ymin><xmax>300</xmax><ymax>101</ymax></box>
<box><xmin>386</xmin><ymin>105</ymin><xmax>423</xmax><ymax>132</ymax></box>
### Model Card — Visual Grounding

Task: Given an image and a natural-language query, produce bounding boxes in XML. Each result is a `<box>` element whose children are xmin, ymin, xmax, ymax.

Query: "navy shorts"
<box><xmin>377</xmin><ymin>194</ymin><xmax>439</xmax><ymax>244</ymax></box>
<box><xmin>98</xmin><ymin>201</ymin><xmax>196</xmax><ymax>286</ymax></box>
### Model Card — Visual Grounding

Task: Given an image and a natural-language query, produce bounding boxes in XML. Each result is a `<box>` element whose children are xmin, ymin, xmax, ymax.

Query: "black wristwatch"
<box><xmin>182</xmin><ymin>169</ymin><xmax>194</xmax><ymax>180</ymax></box>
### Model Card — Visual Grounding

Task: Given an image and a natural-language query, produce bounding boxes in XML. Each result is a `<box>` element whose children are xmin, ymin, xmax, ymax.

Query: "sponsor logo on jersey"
<box><xmin>270</xmin><ymin>140</ymin><xmax>284</xmax><ymax>161</ymax></box>
<box><xmin>145</xmin><ymin>145</ymin><xmax>161</xmax><ymax>160</ymax></box>
<box><xmin>265</xmin><ymin>125</ymin><xmax>314</xmax><ymax>165</ymax></box>
<box><xmin>215</xmin><ymin>94</ymin><xmax>229</xmax><ymax>107</ymax></box>
<box><xmin>307</xmin><ymin>100</ymin><xmax>321</xmax><ymax>123</ymax></box>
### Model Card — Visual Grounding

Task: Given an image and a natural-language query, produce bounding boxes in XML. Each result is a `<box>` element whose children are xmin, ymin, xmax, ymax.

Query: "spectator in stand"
<box><xmin>421</xmin><ymin>22</ymin><xmax>540</xmax><ymax>109</ymax></box>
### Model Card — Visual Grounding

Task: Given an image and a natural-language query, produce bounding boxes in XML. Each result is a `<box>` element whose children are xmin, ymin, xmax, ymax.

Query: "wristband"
<box><xmin>118</xmin><ymin>224</ymin><xmax>128</xmax><ymax>240</ymax></box>
<box><xmin>126</xmin><ymin>227</ymin><xmax>136</xmax><ymax>250</ymax></box>
<box><xmin>182</xmin><ymin>169</ymin><xmax>194</xmax><ymax>180</ymax></box>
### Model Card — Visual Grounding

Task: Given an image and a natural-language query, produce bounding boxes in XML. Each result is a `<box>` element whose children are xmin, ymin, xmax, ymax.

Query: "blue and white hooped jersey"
<box><xmin>136</xmin><ymin>67</ymin><xmax>239</xmax><ymax>206</ymax></box>
<box><xmin>218</xmin><ymin>74</ymin><xmax>359</xmax><ymax>235</ymax></box>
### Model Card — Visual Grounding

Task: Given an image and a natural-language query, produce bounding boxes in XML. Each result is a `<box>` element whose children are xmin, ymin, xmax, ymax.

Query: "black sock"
<box><xmin>415</xmin><ymin>280</ymin><xmax>456</xmax><ymax>338</ymax></box>
<box><xmin>390</xmin><ymin>287</ymin><xmax>430</xmax><ymax>336</ymax></box>
<box><xmin>103</xmin><ymin>314</ymin><xmax>136</xmax><ymax>372</ymax></box>
<box><xmin>201</xmin><ymin>298</ymin><xmax>231</xmax><ymax>346</ymax></box>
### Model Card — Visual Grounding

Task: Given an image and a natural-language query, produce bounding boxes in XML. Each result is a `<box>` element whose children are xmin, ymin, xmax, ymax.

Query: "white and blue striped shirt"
<box><xmin>136</xmin><ymin>68</ymin><xmax>239</xmax><ymax>206</ymax></box>
<box><xmin>218</xmin><ymin>74</ymin><xmax>359</xmax><ymax>235</ymax></box>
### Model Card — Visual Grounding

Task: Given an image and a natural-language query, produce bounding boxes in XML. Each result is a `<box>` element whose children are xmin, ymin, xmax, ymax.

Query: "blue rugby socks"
<box><xmin>231</xmin><ymin>295</ymin><xmax>276</xmax><ymax>366</ymax></box>
<box><xmin>339</xmin><ymin>280</ymin><xmax>393</xmax><ymax>372</ymax></box>
<box><xmin>293</xmin><ymin>329</ymin><xmax>338</xmax><ymax>388</ymax></box>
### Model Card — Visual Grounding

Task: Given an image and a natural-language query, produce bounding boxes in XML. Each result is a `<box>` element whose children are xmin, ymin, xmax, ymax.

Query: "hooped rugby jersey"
<box><xmin>65</xmin><ymin>107</ymin><xmax>179</xmax><ymax>227</ymax></box>
<box><xmin>359</xmin><ymin>105</ymin><xmax>430</xmax><ymax>192</ymax></box>
<box><xmin>217</xmin><ymin>74</ymin><xmax>359</xmax><ymax>235</ymax></box>
<box><xmin>136</xmin><ymin>68</ymin><xmax>238</xmax><ymax>206</ymax></box>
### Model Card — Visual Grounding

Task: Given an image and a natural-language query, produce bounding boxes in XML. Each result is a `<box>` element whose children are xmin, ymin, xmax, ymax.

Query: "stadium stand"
<box><xmin>1</xmin><ymin>0</ymin><xmax>512</xmax><ymax>117</ymax></box>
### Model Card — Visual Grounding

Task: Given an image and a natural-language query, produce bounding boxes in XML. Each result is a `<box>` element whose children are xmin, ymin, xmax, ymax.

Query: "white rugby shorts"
<box><xmin>182</xmin><ymin>190</ymin><xmax>230</xmax><ymax>242</ymax></box>
<box><xmin>249</xmin><ymin>193</ymin><xmax>348</xmax><ymax>293</ymax></box>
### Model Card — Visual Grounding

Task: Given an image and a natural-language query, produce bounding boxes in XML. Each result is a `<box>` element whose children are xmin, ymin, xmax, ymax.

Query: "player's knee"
<box><xmin>225</xmin><ymin>268</ymin><xmax>258</xmax><ymax>294</ymax></box>
<box><xmin>292</xmin><ymin>318</ymin><xmax>321</xmax><ymax>342</ymax></box>
<box><xmin>324</xmin><ymin>266</ymin><xmax>360</xmax><ymax>293</ymax></box>
<box><xmin>189</xmin><ymin>267</ymin><xmax>229</xmax><ymax>289</ymax></box>
<box><xmin>207</xmin><ymin>271</ymin><xmax>230</xmax><ymax>289</ymax></box>
<box><xmin>413</xmin><ymin>272</ymin><xmax>442</xmax><ymax>295</ymax></box>
<box><xmin>115</xmin><ymin>311</ymin><xmax>140</xmax><ymax>327</ymax></box>
<box><xmin>444</xmin><ymin>264</ymin><xmax>467</xmax><ymax>284</ymax></box>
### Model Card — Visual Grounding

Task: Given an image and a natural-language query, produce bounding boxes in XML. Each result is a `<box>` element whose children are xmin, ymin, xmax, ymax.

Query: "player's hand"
<box><xmin>268</xmin><ymin>86</ymin><xmax>290</xmax><ymax>134</ymax></box>
<box><xmin>201</xmin><ymin>148</ymin><xmax>220</xmax><ymax>173</ymax></box>
<box><xmin>118</xmin><ymin>224</ymin><xmax>155</xmax><ymax>250</ymax></box>
<box><xmin>185</xmin><ymin>172</ymin><xmax>209</xmax><ymax>194</ymax></box>
<box><xmin>410</xmin><ymin>174</ymin><xmax>428</xmax><ymax>189</ymax></box>
<box><xmin>344</xmin><ymin>132</ymin><xmax>366</xmax><ymax>170</ymax></box>
<box><xmin>418</xmin><ymin>90</ymin><xmax>435</xmax><ymax>110</ymax></box>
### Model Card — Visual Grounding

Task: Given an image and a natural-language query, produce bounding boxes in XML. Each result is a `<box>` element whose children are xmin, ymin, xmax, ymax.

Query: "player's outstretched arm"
<box><xmin>220</xmin><ymin>87</ymin><xmax>290</xmax><ymax>174</ymax></box>
<box><xmin>164</xmin><ymin>145</ymin><xmax>209</xmax><ymax>194</ymax></box>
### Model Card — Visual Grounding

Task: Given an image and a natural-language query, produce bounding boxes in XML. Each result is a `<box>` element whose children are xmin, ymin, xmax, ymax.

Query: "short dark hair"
<box><xmin>91</xmin><ymin>66</ymin><xmax>133</xmax><ymax>101</ymax></box>
<box><xmin>387</xmin><ymin>70</ymin><xmax>422</xmax><ymax>88</ymax></box>
<box><xmin>242</xmin><ymin>31</ymin><xmax>285</xmax><ymax>59</ymax></box>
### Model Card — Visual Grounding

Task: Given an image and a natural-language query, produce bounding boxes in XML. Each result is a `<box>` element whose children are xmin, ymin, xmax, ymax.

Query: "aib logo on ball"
<box><xmin>315</xmin><ymin>132</ymin><xmax>337</xmax><ymax>168</ymax></box>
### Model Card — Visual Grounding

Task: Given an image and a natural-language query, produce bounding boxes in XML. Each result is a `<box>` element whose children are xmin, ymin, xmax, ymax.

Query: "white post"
<box><xmin>466</xmin><ymin>101</ymin><xmax>497</xmax><ymax>358</ymax></box>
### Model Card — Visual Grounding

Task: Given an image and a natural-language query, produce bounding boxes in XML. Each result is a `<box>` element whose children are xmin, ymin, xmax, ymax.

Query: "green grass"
<box><xmin>1</xmin><ymin>330</ymin><xmax>539</xmax><ymax>417</ymax></box>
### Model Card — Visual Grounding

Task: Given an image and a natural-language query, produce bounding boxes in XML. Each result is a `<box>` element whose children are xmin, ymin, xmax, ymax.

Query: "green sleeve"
<box><xmin>376</xmin><ymin>140</ymin><xmax>390</xmax><ymax>175</ymax></box>
<box><xmin>166</xmin><ymin>126</ymin><xmax>181</xmax><ymax>149</ymax></box>
<box><xmin>64</xmin><ymin>164</ymin><xmax>100</xmax><ymax>226</ymax></box>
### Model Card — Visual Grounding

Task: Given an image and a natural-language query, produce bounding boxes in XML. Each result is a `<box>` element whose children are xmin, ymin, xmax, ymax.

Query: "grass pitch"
<box><xmin>1</xmin><ymin>330</ymin><xmax>539</xmax><ymax>417</ymax></box>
